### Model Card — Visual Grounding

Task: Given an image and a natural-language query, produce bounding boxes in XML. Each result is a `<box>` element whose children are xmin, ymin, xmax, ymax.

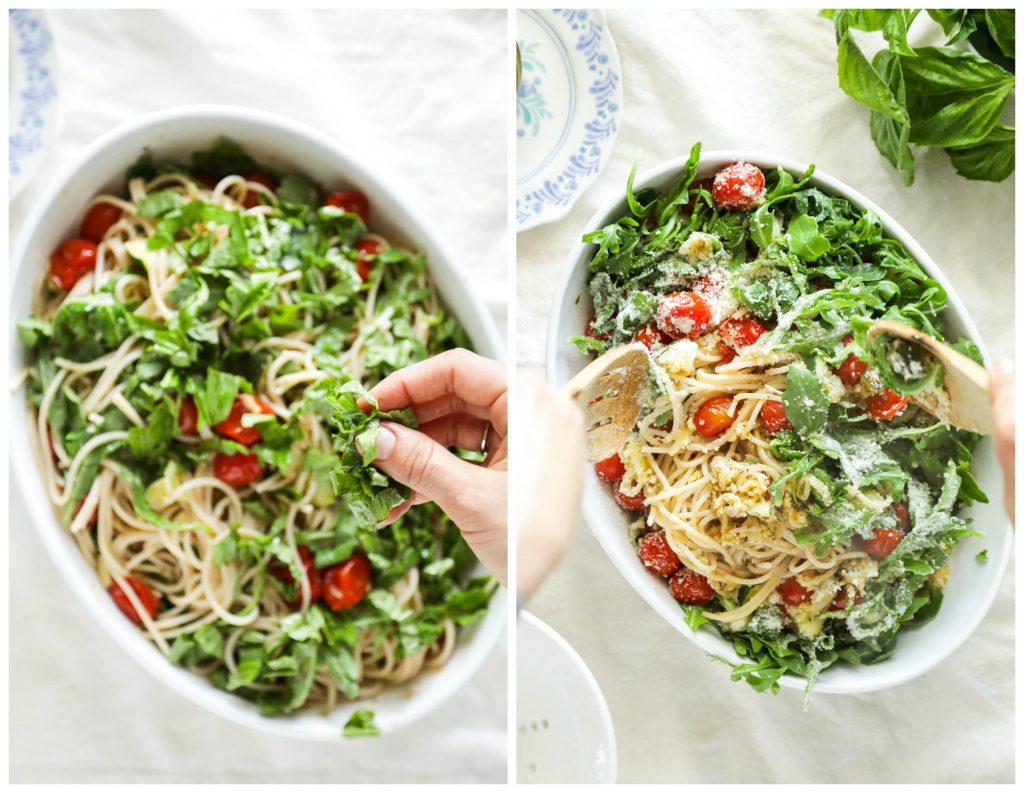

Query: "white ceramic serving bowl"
<box><xmin>9</xmin><ymin>105</ymin><xmax>506</xmax><ymax>740</ymax></box>
<box><xmin>516</xmin><ymin>611</ymin><xmax>617</xmax><ymax>783</ymax></box>
<box><xmin>546</xmin><ymin>151</ymin><xmax>1012</xmax><ymax>695</ymax></box>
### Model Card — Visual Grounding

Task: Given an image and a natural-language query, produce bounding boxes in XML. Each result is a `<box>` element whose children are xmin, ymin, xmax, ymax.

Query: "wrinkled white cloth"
<box><xmin>9</xmin><ymin>9</ymin><xmax>507</xmax><ymax>784</ymax></box>
<box><xmin>518</xmin><ymin>9</ymin><xmax>1014</xmax><ymax>784</ymax></box>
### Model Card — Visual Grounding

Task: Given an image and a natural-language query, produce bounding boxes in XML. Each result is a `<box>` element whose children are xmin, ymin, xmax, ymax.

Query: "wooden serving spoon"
<box><xmin>562</xmin><ymin>344</ymin><xmax>651</xmax><ymax>462</ymax></box>
<box><xmin>866</xmin><ymin>319</ymin><xmax>993</xmax><ymax>435</ymax></box>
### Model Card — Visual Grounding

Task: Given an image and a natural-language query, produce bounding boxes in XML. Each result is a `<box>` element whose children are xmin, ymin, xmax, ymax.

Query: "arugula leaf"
<box><xmin>786</xmin><ymin>214</ymin><xmax>831</xmax><ymax>261</ymax></box>
<box><xmin>781</xmin><ymin>365</ymin><xmax>829</xmax><ymax>436</ymax></box>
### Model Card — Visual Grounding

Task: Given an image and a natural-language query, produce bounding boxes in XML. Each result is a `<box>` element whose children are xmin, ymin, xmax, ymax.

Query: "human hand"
<box><xmin>989</xmin><ymin>359</ymin><xmax>1014</xmax><ymax>525</ymax></box>
<box><xmin>368</xmin><ymin>348</ymin><xmax>508</xmax><ymax>585</ymax></box>
<box><xmin>515</xmin><ymin>371</ymin><xmax>585</xmax><ymax>600</ymax></box>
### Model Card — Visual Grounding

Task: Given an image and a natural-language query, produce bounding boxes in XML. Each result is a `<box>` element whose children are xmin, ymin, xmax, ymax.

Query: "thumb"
<box><xmin>372</xmin><ymin>421</ymin><xmax>488</xmax><ymax>521</ymax></box>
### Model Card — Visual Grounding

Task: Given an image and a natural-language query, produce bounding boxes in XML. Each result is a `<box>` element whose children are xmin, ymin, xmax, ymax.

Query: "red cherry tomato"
<box><xmin>325</xmin><ymin>190</ymin><xmax>370</xmax><ymax>222</ymax></box>
<box><xmin>50</xmin><ymin>238</ymin><xmax>98</xmax><ymax>290</ymax></box>
<box><xmin>692</xmin><ymin>270</ymin><xmax>728</xmax><ymax>299</ymax></box>
<box><xmin>718</xmin><ymin>316</ymin><xmax>767</xmax><ymax>351</ymax></box>
<box><xmin>836</xmin><ymin>335</ymin><xmax>869</xmax><ymax>387</ymax></box>
<box><xmin>213</xmin><ymin>452</ymin><xmax>265</xmax><ymax>487</ymax></box>
<box><xmin>613</xmin><ymin>481</ymin><xmax>645</xmax><ymax>512</ymax></box>
<box><xmin>760</xmin><ymin>400</ymin><xmax>792</xmax><ymax>434</ymax></box>
<box><xmin>80</xmin><ymin>202</ymin><xmax>123</xmax><ymax>243</ymax></box>
<box><xmin>712</xmin><ymin>162</ymin><xmax>766</xmax><ymax>210</ymax></box>
<box><xmin>829</xmin><ymin>585</ymin><xmax>863</xmax><ymax>612</ymax></box>
<box><xmin>893</xmin><ymin>501</ymin><xmax>911</xmax><ymax>533</ymax></box>
<box><xmin>215</xmin><ymin>394</ymin><xmax>275</xmax><ymax>446</ymax></box>
<box><xmin>693</xmin><ymin>396</ymin><xmax>736</xmax><ymax>438</ymax></box>
<box><xmin>638</xmin><ymin>531</ymin><xmax>682</xmax><ymax>577</ymax></box>
<box><xmin>778</xmin><ymin>577</ymin><xmax>813</xmax><ymax>606</ymax></box>
<box><xmin>865</xmin><ymin>388</ymin><xmax>908</xmax><ymax>421</ymax></box>
<box><xmin>268</xmin><ymin>545</ymin><xmax>324</xmax><ymax>606</ymax></box>
<box><xmin>109</xmin><ymin>575</ymin><xmax>160</xmax><ymax>624</ymax></box>
<box><xmin>355</xmin><ymin>238</ymin><xmax>382</xmax><ymax>283</ymax></box>
<box><xmin>669</xmin><ymin>567</ymin><xmax>716</xmax><ymax>604</ymax></box>
<box><xmin>717</xmin><ymin>344</ymin><xmax>737</xmax><ymax>366</ymax></box>
<box><xmin>861</xmin><ymin>527</ymin><xmax>902</xmax><ymax>558</ymax></box>
<box><xmin>241</xmin><ymin>172</ymin><xmax>276</xmax><ymax>209</ymax></box>
<box><xmin>656</xmin><ymin>292</ymin><xmax>712</xmax><ymax>340</ymax></box>
<box><xmin>594</xmin><ymin>453</ymin><xmax>625</xmax><ymax>482</ymax></box>
<box><xmin>178</xmin><ymin>396</ymin><xmax>198</xmax><ymax>436</ymax></box>
<box><xmin>633</xmin><ymin>324</ymin><xmax>670</xmax><ymax>350</ymax></box>
<box><xmin>322</xmin><ymin>555</ymin><xmax>372</xmax><ymax>611</ymax></box>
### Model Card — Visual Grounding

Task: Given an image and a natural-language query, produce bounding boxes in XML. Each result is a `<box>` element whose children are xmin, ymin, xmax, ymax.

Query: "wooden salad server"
<box><xmin>562</xmin><ymin>344</ymin><xmax>651</xmax><ymax>462</ymax></box>
<box><xmin>866</xmin><ymin>319</ymin><xmax>993</xmax><ymax>435</ymax></box>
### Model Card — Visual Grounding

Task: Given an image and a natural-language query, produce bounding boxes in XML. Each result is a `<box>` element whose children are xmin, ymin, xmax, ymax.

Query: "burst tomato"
<box><xmin>656</xmin><ymin>292</ymin><xmax>712</xmax><ymax>340</ymax></box>
<box><xmin>865</xmin><ymin>388</ymin><xmax>908</xmax><ymax>421</ymax></box>
<box><xmin>669</xmin><ymin>567</ymin><xmax>716</xmax><ymax>604</ymax></box>
<box><xmin>215</xmin><ymin>394</ymin><xmax>275</xmax><ymax>446</ymax></box>
<box><xmin>613</xmin><ymin>481</ymin><xmax>645</xmax><ymax>511</ymax></box>
<box><xmin>712</xmin><ymin>162</ymin><xmax>766</xmax><ymax>210</ymax></box>
<box><xmin>638</xmin><ymin>531</ymin><xmax>681</xmax><ymax>577</ymax></box>
<box><xmin>322</xmin><ymin>555</ymin><xmax>372</xmax><ymax>611</ymax></box>
<box><xmin>213</xmin><ymin>452</ymin><xmax>265</xmax><ymax>487</ymax></box>
<box><xmin>693</xmin><ymin>396</ymin><xmax>736</xmax><ymax>438</ymax></box>
<box><xmin>325</xmin><ymin>190</ymin><xmax>370</xmax><ymax>222</ymax></box>
<box><xmin>80</xmin><ymin>202</ymin><xmax>123</xmax><ymax>243</ymax></box>
<box><xmin>594</xmin><ymin>453</ymin><xmax>626</xmax><ymax>482</ymax></box>
<box><xmin>778</xmin><ymin>577</ymin><xmax>812</xmax><ymax>606</ymax></box>
<box><xmin>861</xmin><ymin>527</ymin><xmax>902</xmax><ymax>558</ymax></box>
<box><xmin>109</xmin><ymin>576</ymin><xmax>160</xmax><ymax>624</ymax></box>
<box><xmin>355</xmin><ymin>238</ymin><xmax>382</xmax><ymax>282</ymax></box>
<box><xmin>178</xmin><ymin>396</ymin><xmax>199</xmax><ymax>436</ymax></box>
<box><xmin>760</xmin><ymin>400</ymin><xmax>792</xmax><ymax>434</ymax></box>
<box><xmin>241</xmin><ymin>172</ymin><xmax>276</xmax><ymax>208</ymax></box>
<box><xmin>718</xmin><ymin>316</ymin><xmax>767</xmax><ymax>352</ymax></box>
<box><xmin>50</xmin><ymin>238</ymin><xmax>98</xmax><ymax>290</ymax></box>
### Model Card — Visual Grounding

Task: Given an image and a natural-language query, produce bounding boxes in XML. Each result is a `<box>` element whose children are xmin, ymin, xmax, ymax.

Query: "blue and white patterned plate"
<box><xmin>9</xmin><ymin>9</ymin><xmax>59</xmax><ymax>199</ymax></box>
<box><xmin>516</xmin><ymin>9</ymin><xmax>622</xmax><ymax>232</ymax></box>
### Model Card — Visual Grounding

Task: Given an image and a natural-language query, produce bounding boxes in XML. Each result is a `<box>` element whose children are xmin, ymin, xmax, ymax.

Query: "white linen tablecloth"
<box><xmin>518</xmin><ymin>9</ymin><xmax>1015</xmax><ymax>784</ymax></box>
<box><xmin>10</xmin><ymin>9</ymin><xmax>508</xmax><ymax>784</ymax></box>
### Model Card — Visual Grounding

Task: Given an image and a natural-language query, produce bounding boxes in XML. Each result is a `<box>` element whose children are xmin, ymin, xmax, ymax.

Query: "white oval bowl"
<box><xmin>10</xmin><ymin>105</ymin><xmax>506</xmax><ymax>739</ymax></box>
<box><xmin>546</xmin><ymin>151</ymin><xmax>1011</xmax><ymax>695</ymax></box>
<box><xmin>516</xmin><ymin>611</ymin><xmax>617</xmax><ymax>783</ymax></box>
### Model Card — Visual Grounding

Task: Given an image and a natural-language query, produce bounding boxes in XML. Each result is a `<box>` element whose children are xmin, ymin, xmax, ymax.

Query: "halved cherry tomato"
<box><xmin>241</xmin><ymin>172</ymin><xmax>276</xmax><ymax>209</ymax></box>
<box><xmin>893</xmin><ymin>501</ymin><xmax>911</xmax><ymax>533</ymax></box>
<box><xmin>669</xmin><ymin>567</ymin><xmax>716</xmax><ymax>604</ymax></box>
<box><xmin>638</xmin><ymin>531</ymin><xmax>681</xmax><ymax>577</ymax></box>
<box><xmin>613</xmin><ymin>481</ymin><xmax>645</xmax><ymax>512</ymax></box>
<box><xmin>837</xmin><ymin>336</ymin><xmax>869</xmax><ymax>387</ymax></box>
<box><xmin>213</xmin><ymin>452</ymin><xmax>265</xmax><ymax>487</ymax></box>
<box><xmin>778</xmin><ymin>577</ymin><xmax>812</xmax><ymax>606</ymax></box>
<box><xmin>760</xmin><ymin>400</ymin><xmax>792</xmax><ymax>434</ymax></box>
<box><xmin>656</xmin><ymin>292</ymin><xmax>712</xmax><ymax>340</ymax></box>
<box><xmin>178</xmin><ymin>396</ymin><xmax>198</xmax><ymax>436</ymax></box>
<box><xmin>355</xmin><ymin>238</ymin><xmax>382</xmax><ymax>282</ymax></box>
<box><xmin>712</xmin><ymin>162</ymin><xmax>766</xmax><ymax>210</ymax></box>
<box><xmin>325</xmin><ymin>190</ymin><xmax>370</xmax><ymax>222</ymax></box>
<box><xmin>594</xmin><ymin>453</ymin><xmax>625</xmax><ymax>482</ymax></box>
<box><xmin>865</xmin><ymin>388</ymin><xmax>908</xmax><ymax>421</ymax></box>
<box><xmin>109</xmin><ymin>575</ymin><xmax>160</xmax><ymax>624</ymax></box>
<box><xmin>80</xmin><ymin>202</ymin><xmax>122</xmax><ymax>243</ymax></box>
<box><xmin>861</xmin><ymin>527</ymin><xmax>902</xmax><ymax>558</ymax></box>
<box><xmin>717</xmin><ymin>344</ymin><xmax>737</xmax><ymax>366</ymax></box>
<box><xmin>268</xmin><ymin>545</ymin><xmax>323</xmax><ymax>606</ymax></box>
<box><xmin>322</xmin><ymin>555</ymin><xmax>372</xmax><ymax>611</ymax></box>
<box><xmin>718</xmin><ymin>316</ymin><xmax>767</xmax><ymax>352</ymax></box>
<box><xmin>215</xmin><ymin>394</ymin><xmax>275</xmax><ymax>446</ymax></box>
<box><xmin>50</xmin><ymin>238</ymin><xmax>98</xmax><ymax>290</ymax></box>
<box><xmin>634</xmin><ymin>324</ymin><xmax>670</xmax><ymax>350</ymax></box>
<box><xmin>693</xmin><ymin>396</ymin><xmax>736</xmax><ymax>438</ymax></box>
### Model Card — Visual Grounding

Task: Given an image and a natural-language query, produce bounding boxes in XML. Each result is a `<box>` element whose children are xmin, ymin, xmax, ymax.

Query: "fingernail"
<box><xmin>374</xmin><ymin>423</ymin><xmax>397</xmax><ymax>461</ymax></box>
<box><xmin>993</xmin><ymin>359</ymin><xmax>1014</xmax><ymax>384</ymax></box>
